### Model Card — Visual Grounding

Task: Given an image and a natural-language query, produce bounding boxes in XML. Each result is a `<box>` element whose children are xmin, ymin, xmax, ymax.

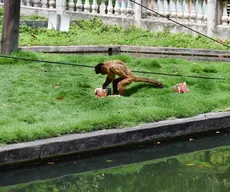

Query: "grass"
<box><xmin>18</xmin><ymin>19</ymin><xmax>230</xmax><ymax>50</ymax></box>
<box><xmin>0</xmin><ymin>51</ymin><xmax>230</xmax><ymax>144</ymax></box>
<box><xmin>0</xmin><ymin>9</ymin><xmax>229</xmax><ymax>49</ymax></box>
<box><xmin>0</xmin><ymin>15</ymin><xmax>230</xmax><ymax>144</ymax></box>
<box><xmin>20</xmin><ymin>14</ymin><xmax>48</xmax><ymax>21</ymax></box>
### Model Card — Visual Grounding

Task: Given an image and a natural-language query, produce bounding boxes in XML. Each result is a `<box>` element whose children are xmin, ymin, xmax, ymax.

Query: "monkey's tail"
<box><xmin>134</xmin><ymin>77</ymin><xmax>164</xmax><ymax>88</ymax></box>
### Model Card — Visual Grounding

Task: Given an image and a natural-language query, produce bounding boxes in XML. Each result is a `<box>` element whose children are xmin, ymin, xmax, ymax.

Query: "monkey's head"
<box><xmin>94</xmin><ymin>63</ymin><xmax>106</xmax><ymax>75</ymax></box>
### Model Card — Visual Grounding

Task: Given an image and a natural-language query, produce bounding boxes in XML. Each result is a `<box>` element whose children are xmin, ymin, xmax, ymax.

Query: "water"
<box><xmin>0</xmin><ymin>133</ymin><xmax>229</xmax><ymax>192</ymax></box>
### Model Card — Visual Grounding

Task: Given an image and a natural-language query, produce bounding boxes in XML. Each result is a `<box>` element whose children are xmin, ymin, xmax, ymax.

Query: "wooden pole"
<box><xmin>1</xmin><ymin>0</ymin><xmax>21</xmax><ymax>54</ymax></box>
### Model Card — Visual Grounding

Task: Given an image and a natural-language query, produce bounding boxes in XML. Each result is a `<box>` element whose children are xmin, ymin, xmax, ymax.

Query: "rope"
<box><xmin>130</xmin><ymin>0</ymin><xmax>230</xmax><ymax>49</ymax></box>
<box><xmin>0</xmin><ymin>54</ymin><xmax>226</xmax><ymax>80</ymax></box>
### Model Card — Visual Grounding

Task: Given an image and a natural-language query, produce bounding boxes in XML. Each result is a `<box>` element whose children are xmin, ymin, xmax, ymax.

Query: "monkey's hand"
<box><xmin>102</xmin><ymin>84</ymin><xmax>107</xmax><ymax>89</ymax></box>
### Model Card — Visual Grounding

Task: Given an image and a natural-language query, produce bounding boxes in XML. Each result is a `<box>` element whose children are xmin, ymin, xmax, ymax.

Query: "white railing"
<box><xmin>0</xmin><ymin>0</ymin><xmax>228</xmax><ymax>25</ymax></box>
<box><xmin>20</xmin><ymin>0</ymin><xmax>55</xmax><ymax>8</ymax></box>
<box><xmin>0</xmin><ymin>0</ymin><xmax>230</xmax><ymax>38</ymax></box>
<box><xmin>221</xmin><ymin>0</ymin><xmax>230</xmax><ymax>25</ymax></box>
<box><xmin>0</xmin><ymin>0</ymin><xmax>209</xmax><ymax>21</ymax></box>
<box><xmin>15</xmin><ymin>0</ymin><xmax>209</xmax><ymax>24</ymax></box>
<box><xmin>17</xmin><ymin>0</ymin><xmax>134</xmax><ymax>17</ymax></box>
<box><xmin>143</xmin><ymin>0</ymin><xmax>207</xmax><ymax>24</ymax></box>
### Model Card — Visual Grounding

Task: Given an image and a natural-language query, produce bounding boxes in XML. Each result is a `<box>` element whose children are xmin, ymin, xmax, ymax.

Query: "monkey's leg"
<box><xmin>113</xmin><ymin>77</ymin><xmax>124</xmax><ymax>95</ymax></box>
<box><xmin>117</xmin><ymin>77</ymin><xmax>133</xmax><ymax>95</ymax></box>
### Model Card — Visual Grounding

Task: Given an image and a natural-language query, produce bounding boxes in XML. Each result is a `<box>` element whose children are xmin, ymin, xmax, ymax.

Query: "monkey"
<box><xmin>94</xmin><ymin>60</ymin><xmax>163</xmax><ymax>95</ymax></box>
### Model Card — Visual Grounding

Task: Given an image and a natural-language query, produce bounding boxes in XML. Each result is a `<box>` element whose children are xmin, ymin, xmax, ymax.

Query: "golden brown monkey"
<box><xmin>94</xmin><ymin>60</ymin><xmax>163</xmax><ymax>95</ymax></box>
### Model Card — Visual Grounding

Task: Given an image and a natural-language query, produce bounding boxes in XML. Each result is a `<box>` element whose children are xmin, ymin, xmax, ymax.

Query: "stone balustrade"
<box><xmin>143</xmin><ymin>0</ymin><xmax>207</xmax><ymax>23</ymax></box>
<box><xmin>0</xmin><ymin>0</ymin><xmax>229</xmax><ymax>39</ymax></box>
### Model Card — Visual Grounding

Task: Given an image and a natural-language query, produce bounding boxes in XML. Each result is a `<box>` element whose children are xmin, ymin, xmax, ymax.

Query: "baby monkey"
<box><xmin>94</xmin><ymin>60</ymin><xmax>163</xmax><ymax>95</ymax></box>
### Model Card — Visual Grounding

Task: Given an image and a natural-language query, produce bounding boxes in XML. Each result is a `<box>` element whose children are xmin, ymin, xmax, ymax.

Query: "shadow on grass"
<box><xmin>125</xmin><ymin>84</ymin><xmax>162</xmax><ymax>96</ymax></box>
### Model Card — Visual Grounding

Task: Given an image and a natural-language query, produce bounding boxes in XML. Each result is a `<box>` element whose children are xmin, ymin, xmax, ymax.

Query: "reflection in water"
<box><xmin>0</xmin><ymin>134</ymin><xmax>230</xmax><ymax>192</ymax></box>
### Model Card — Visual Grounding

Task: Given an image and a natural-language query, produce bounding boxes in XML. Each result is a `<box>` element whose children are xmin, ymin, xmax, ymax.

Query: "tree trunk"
<box><xmin>1</xmin><ymin>0</ymin><xmax>21</xmax><ymax>54</ymax></box>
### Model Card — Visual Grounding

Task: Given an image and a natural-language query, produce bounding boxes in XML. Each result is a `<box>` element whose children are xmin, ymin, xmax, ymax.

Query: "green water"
<box><xmin>0</xmin><ymin>134</ymin><xmax>230</xmax><ymax>192</ymax></box>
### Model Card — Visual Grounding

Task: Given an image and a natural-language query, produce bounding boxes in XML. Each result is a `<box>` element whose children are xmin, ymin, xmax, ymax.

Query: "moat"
<box><xmin>0</xmin><ymin>132</ymin><xmax>229</xmax><ymax>192</ymax></box>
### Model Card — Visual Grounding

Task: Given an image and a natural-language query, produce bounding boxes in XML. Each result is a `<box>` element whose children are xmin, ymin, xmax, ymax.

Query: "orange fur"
<box><xmin>95</xmin><ymin>60</ymin><xmax>163</xmax><ymax>95</ymax></box>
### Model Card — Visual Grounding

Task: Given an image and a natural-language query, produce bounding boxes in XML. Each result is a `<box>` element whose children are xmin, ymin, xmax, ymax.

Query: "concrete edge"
<box><xmin>0</xmin><ymin>111</ymin><xmax>230</xmax><ymax>167</ymax></box>
<box><xmin>20</xmin><ymin>45</ymin><xmax>230</xmax><ymax>58</ymax></box>
<box><xmin>20</xmin><ymin>45</ymin><xmax>121</xmax><ymax>53</ymax></box>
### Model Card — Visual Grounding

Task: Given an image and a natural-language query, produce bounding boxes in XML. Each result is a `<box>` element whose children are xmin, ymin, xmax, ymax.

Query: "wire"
<box><xmin>130</xmin><ymin>0</ymin><xmax>230</xmax><ymax>49</ymax></box>
<box><xmin>0</xmin><ymin>54</ymin><xmax>93</xmax><ymax>68</ymax></box>
<box><xmin>0</xmin><ymin>54</ymin><xmax>226</xmax><ymax>80</ymax></box>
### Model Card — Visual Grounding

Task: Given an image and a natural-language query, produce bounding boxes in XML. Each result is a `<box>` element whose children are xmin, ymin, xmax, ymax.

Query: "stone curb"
<box><xmin>20</xmin><ymin>45</ymin><xmax>230</xmax><ymax>62</ymax></box>
<box><xmin>20</xmin><ymin>45</ymin><xmax>121</xmax><ymax>53</ymax></box>
<box><xmin>1</xmin><ymin>111</ymin><xmax>230</xmax><ymax>167</ymax></box>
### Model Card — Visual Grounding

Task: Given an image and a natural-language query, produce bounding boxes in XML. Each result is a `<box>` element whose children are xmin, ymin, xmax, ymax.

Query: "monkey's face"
<box><xmin>95</xmin><ymin>63</ymin><xmax>106</xmax><ymax>75</ymax></box>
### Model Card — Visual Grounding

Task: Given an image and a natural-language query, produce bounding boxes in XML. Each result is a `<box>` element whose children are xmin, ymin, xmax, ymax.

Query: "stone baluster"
<box><xmin>190</xmin><ymin>0</ymin><xmax>196</xmax><ymax>22</ymax></box>
<box><xmin>146</xmin><ymin>0</ymin><xmax>151</xmax><ymax>17</ymax></box>
<box><xmin>100</xmin><ymin>0</ymin><xmax>106</xmax><ymax>15</ymax></box>
<box><xmin>164</xmin><ymin>0</ymin><xmax>170</xmax><ymax>17</ymax></box>
<box><xmin>56</xmin><ymin>0</ymin><xmax>66</xmax><ymax>15</ymax></box>
<box><xmin>207</xmin><ymin>0</ymin><xmax>218</xmax><ymax>36</ymax></box>
<box><xmin>152</xmin><ymin>0</ymin><xmax>158</xmax><ymax>17</ymax></box>
<box><xmin>76</xmin><ymin>0</ymin><xmax>83</xmax><ymax>12</ymax></box>
<box><xmin>25</xmin><ymin>0</ymin><xmax>31</xmax><ymax>6</ymax></box>
<box><xmin>142</xmin><ymin>0</ymin><xmax>148</xmax><ymax>18</ymax></box>
<box><xmin>84</xmin><ymin>0</ymin><xmax>91</xmax><ymax>13</ymax></box>
<box><xmin>30</xmin><ymin>0</ymin><xmax>34</xmax><ymax>6</ymax></box>
<box><xmin>196</xmin><ymin>0</ymin><xmax>204</xmax><ymax>23</ymax></box>
<box><xmin>41</xmin><ymin>0</ymin><xmax>48</xmax><ymax>8</ymax></box>
<box><xmin>33</xmin><ymin>0</ymin><xmax>40</xmax><ymax>7</ymax></box>
<box><xmin>183</xmin><ymin>0</ymin><xmax>190</xmax><ymax>21</ymax></box>
<box><xmin>154</xmin><ymin>0</ymin><xmax>158</xmax><ymax>12</ymax></box>
<box><xmin>202</xmin><ymin>0</ymin><xmax>207</xmax><ymax>23</ymax></box>
<box><xmin>120</xmin><ymin>0</ymin><xmax>127</xmax><ymax>16</ymax></box>
<box><xmin>91</xmin><ymin>0</ymin><xmax>98</xmax><ymax>14</ymax></box>
<box><xmin>114</xmin><ymin>0</ymin><xmax>121</xmax><ymax>15</ymax></box>
<box><xmin>157</xmin><ymin>0</ymin><xmax>164</xmax><ymax>16</ymax></box>
<box><xmin>229</xmin><ymin>6</ymin><xmax>230</xmax><ymax>26</ymax></box>
<box><xmin>21</xmin><ymin>0</ymin><xmax>25</xmax><ymax>6</ymax></box>
<box><xmin>127</xmin><ymin>0</ymin><xmax>133</xmax><ymax>16</ymax></box>
<box><xmin>148</xmin><ymin>0</ymin><xmax>157</xmax><ymax>18</ymax></box>
<box><xmin>68</xmin><ymin>0</ymin><xmax>75</xmax><ymax>11</ymax></box>
<box><xmin>221</xmin><ymin>0</ymin><xmax>229</xmax><ymax>26</ymax></box>
<box><xmin>170</xmin><ymin>0</ymin><xmax>177</xmax><ymax>19</ymax></box>
<box><xmin>49</xmin><ymin>0</ymin><xmax>55</xmax><ymax>9</ymax></box>
<box><xmin>107</xmin><ymin>0</ymin><xmax>114</xmax><ymax>15</ymax></box>
<box><xmin>133</xmin><ymin>0</ymin><xmax>141</xmax><ymax>26</ymax></box>
<box><xmin>177</xmin><ymin>0</ymin><xmax>183</xmax><ymax>19</ymax></box>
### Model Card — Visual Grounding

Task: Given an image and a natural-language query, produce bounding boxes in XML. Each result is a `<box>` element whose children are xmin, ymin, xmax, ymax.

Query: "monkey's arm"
<box><xmin>102</xmin><ymin>76</ymin><xmax>113</xmax><ymax>89</ymax></box>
